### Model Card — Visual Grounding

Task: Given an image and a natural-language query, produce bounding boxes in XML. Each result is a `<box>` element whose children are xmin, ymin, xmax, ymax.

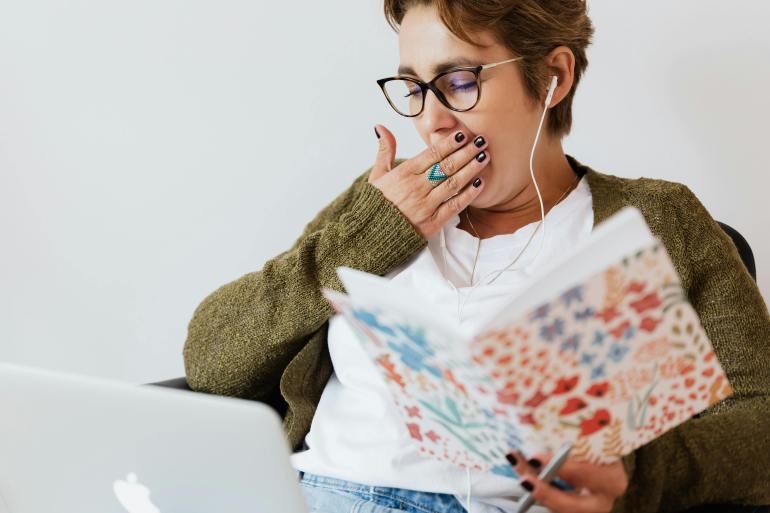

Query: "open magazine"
<box><xmin>320</xmin><ymin>207</ymin><xmax>732</xmax><ymax>479</ymax></box>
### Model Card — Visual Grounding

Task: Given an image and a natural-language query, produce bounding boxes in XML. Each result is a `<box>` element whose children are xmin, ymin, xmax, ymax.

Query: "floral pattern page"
<box><xmin>468</xmin><ymin>240</ymin><xmax>733</xmax><ymax>464</ymax></box>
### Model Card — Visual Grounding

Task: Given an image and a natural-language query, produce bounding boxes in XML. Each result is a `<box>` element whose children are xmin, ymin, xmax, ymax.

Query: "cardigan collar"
<box><xmin>565</xmin><ymin>153</ymin><xmax>628</xmax><ymax>230</ymax></box>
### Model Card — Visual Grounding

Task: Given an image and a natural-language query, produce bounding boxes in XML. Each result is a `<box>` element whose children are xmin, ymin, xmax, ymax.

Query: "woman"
<box><xmin>182</xmin><ymin>1</ymin><xmax>770</xmax><ymax>512</ymax></box>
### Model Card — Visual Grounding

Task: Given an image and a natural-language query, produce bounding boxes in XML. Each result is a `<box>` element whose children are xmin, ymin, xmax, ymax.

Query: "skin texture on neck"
<box><xmin>398</xmin><ymin>4</ymin><xmax>579</xmax><ymax>239</ymax></box>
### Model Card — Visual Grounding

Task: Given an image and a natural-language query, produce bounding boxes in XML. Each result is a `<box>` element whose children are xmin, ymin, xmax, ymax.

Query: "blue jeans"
<box><xmin>297</xmin><ymin>471</ymin><xmax>475</xmax><ymax>513</ymax></box>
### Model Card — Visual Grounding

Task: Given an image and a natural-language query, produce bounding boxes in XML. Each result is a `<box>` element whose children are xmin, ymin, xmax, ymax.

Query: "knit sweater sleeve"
<box><xmin>182</xmin><ymin>165</ymin><xmax>427</xmax><ymax>400</ymax></box>
<box><xmin>613</xmin><ymin>184</ymin><xmax>770</xmax><ymax>513</ymax></box>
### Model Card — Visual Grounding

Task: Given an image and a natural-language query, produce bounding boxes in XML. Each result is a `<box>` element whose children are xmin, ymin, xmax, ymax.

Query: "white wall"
<box><xmin>1</xmin><ymin>1</ymin><xmax>767</xmax><ymax>384</ymax></box>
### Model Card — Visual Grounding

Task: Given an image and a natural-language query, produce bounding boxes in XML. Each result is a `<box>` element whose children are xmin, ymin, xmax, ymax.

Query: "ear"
<box><xmin>544</xmin><ymin>45</ymin><xmax>575</xmax><ymax>108</ymax></box>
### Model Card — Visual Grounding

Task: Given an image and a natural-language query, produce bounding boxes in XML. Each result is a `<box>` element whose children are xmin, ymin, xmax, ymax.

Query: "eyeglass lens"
<box><xmin>383</xmin><ymin>70</ymin><xmax>478</xmax><ymax>116</ymax></box>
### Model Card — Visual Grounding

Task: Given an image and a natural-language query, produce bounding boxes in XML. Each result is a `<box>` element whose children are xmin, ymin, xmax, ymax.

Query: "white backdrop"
<box><xmin>1</xmin><ymin>1</ymin><xmax>768</xmax><ymax>384</ymax></box>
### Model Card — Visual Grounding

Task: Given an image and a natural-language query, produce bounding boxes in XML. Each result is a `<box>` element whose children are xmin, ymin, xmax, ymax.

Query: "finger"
<box><xmin>426</xmin><ymin>140</ymin><xmax>489</xmax><ymax>211</ymax></box>
<box><xmin>506</xmin><ymin>450</ymin><xmax>574</xmax><ymax>493</ymax></box>
<box><xmin>370</xmin><ymin>124</ymin><xmax>397</xmax><ymax>182</ymax></box>
<box><xmin>429</xmin><ymin>168</ymin><xmax>485</xmax><ymax>228</ymax></box>
<box><xmin>506</xmin><ymin>450</ymin><xmax>547</xmax><ymax>482</ymax></box>
<box><xmin>520</xmin><ymin>470</ymin><xmax>616</xmax><ymax>513</ymax></box>
<box><xmin>527</xmin><ymin>452</ymin><xmax>628</xmax><ymax>497</ymax></box>
<box><xmin>404</xmin><ymin>129</ymin><xmax>476</xmax><ymax>178</ymax></box>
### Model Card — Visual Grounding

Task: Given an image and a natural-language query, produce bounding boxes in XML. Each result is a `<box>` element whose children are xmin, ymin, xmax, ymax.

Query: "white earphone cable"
<box><xmin>440</xmin><ymin>75</ymin><xmax>558</xmax><ymax>326</ymax></box>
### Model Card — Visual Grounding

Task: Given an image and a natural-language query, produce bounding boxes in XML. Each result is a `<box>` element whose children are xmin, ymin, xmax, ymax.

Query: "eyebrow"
<box><xmin>397</xmin><ymin>57</ymin><xmax>479</xmax><ymax>78</ymax></box>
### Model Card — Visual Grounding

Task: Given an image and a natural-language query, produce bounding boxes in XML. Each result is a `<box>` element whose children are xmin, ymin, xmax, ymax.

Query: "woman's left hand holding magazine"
<box><xmin>507</xmin><ymin>450</ymin><xmax>629</xmax><ymax>513</ymax></box>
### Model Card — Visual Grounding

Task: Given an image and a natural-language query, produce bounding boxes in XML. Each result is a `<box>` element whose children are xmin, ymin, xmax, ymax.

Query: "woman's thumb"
<box><xmin>370</xmin><ymin>124</ymin><xmax>396</xmax><ymax>182</ymax></box>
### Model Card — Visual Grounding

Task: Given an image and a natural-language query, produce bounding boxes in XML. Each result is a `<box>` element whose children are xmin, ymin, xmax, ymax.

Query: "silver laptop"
<box><xmin>0</xmin><ymin>362</ymin><xmax>309</xmax><ymax>513</ymax></box>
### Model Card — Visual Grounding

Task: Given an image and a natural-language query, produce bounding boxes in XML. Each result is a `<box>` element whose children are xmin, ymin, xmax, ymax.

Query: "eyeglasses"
<box><xmin>376</xmin><ymin>56</ymin><xmax>523</xmax><ymax>117</ymax></box>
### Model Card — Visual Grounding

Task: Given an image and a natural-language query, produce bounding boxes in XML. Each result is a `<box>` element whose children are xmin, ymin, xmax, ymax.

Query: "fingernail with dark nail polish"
<box><xmin>528</xmin><ymin>458</ymin><xmax>542</xmax><ymax>470</ymax></box>
<box><xmin>473</xmin><ymin>177</ymin><xmax>481</xmax><ymax>188</ymax></box>
<box><xmin>474</xmin><ymin>135</ymin><xmax>485</xmax><ymax>147</ymax></box>
<box><xmin>521</xmin><ymin>480</ymin><xmax>534</xmax><ymax>492</ymax></box>
<box><xmin>476</xmin><ymin>151</ymin><xmax>486</xmax><ymax>162</ymax></box>
<box><xmin>505</xmin><ymin>453</ymin><xmax>518</xmax><ymax>466</ymax></box>
<box><xmin>455</xmin><ymin>131</ymin><xmax>465</xmax><ymax>142</ymax></box>
<box><xmin>374</xmin><ymin>126</ymin><xmax>380</xmax><ymax>139</ymax></box>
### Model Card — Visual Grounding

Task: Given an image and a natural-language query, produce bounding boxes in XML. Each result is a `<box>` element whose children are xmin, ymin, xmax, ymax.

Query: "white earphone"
<box><xmin>545</xmin><ymin>74</ymin><xmax>558</xmax><ymax>107</ymax></box>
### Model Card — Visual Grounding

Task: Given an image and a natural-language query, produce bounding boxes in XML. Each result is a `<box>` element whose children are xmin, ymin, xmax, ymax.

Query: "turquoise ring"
<box><xmin>427</xmin><ymin>162</ymin><xmax>447</xmax><ymax>184</ymax></box>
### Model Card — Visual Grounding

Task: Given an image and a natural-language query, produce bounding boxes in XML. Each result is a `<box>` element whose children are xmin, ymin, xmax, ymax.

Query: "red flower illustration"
<box><xmin>523</xmin><ymin>389</ymin><xmax>549</xmax><ymax>407</ymax></box>
<box><xmin>594</xmin><ymin>306</ymin><xmax>621</xmax><ymax>323</ymax></box>
<box><xmin>638</xmin><ymin>316</ymin><xmax>662</xmax><ymax>333</ymax></box>
<box><xmin>443</xmin><ymin>368</ymin><xmax>468</xmax><ymax>396</ymax></box>
<box><xmin>626</xmin><ymin>280</ymin><xmax>646</xmax><ymax>294</ymax></box>
<box><xmin>407</xmin><ymin>422</ymin><xmax>422</xmax><ymax>441</ymax></box>
<box><xmin>552</xmin><ymin>375</ymin><xmax>580</xmax><ymax>395</ymax></box>
<box><xmin>519</xmin><ymin>412</ymin><xmax>536</xmax><ymax>425</ymax></box>
<box><xmin>585</xmin><ymin>382</ymin><xmax>610</xmax><ymax>398</ymax></box>
<box><xmin>497</xmin><ymin>388</ymin><xmax>520</xmax><ymax>405</ymax></box>
<box><xmin>426</xmin><ymin>430</ymin><xmax>441</xmax><ymax>443</ymax></box>
<box><xmin>579</xmin><ymin>409</ymin><xmax>611</xmax><ymax>436</ymax></box>
<box><xmin>559</xmin><ymin>397</ymin><xmax>588</xmax><ymax>415</ymax></box>
<box><xmin>609</xmin><ymin>319</ymin><xmax>631</xmax><ymax>339</ymax></box>
<box><xmin>405</xmin><ymin>406</ymin><xmax>422</xmax><ymax>418</ymax></box>
<box><xmin>376</xmin><ymin>354</ymin><xmax>406</xmax><ymax>389</ymax></box>
<box><xmin>630</xmin><ymin>292</ymin><xmax>662</xmax><ymax>314</ymax></box>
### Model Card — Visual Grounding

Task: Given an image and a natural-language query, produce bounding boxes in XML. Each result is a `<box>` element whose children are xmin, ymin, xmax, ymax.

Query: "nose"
<box><xmin>418</xmin><ymin>87</ymin><xmax>457</xmax><ymax>132</ymax></box>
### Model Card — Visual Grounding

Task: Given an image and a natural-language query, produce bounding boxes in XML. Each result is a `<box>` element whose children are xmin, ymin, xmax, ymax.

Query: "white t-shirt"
<box><xmin>291</xmin><ymin>174</ymin><xmax>594</xmax><ymax>513</ymax></box>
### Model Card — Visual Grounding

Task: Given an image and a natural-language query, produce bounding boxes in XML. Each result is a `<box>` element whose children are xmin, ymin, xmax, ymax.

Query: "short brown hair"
<box><xmin>383</xmin><ymin>0</ymin><xmax>595</xmax><ymax>139</ymax></box>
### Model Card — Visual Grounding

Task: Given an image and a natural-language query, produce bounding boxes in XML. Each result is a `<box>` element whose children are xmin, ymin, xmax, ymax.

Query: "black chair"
<box><xmin>717</xmin><ymin>222</ymin><xmax>756</xmax><ymax>282</ymax></box>
<box><xmin>145</xmin><ymin>221</ymin><xmax>766</xmax><ymax>513</ymax></box>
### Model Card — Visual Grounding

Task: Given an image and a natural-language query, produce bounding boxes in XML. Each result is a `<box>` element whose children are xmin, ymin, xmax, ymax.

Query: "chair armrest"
<box><xmin>143</xmin><ymin>376</ymin><xmax>192</xmax><ymax>391</ymax></box>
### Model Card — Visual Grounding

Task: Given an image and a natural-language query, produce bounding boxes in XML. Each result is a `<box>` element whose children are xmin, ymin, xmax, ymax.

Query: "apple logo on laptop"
<box><xmin>113</xmin><ymin>472</ymin><xmax>161</xmax><ymax>513</ymax></box>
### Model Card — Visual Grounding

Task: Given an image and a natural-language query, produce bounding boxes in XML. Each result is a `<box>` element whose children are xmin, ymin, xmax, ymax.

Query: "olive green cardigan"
<box><xmin>182</xmin><ymin>154</ymin><xmax>770</xmax><ymax>513</ymax></box>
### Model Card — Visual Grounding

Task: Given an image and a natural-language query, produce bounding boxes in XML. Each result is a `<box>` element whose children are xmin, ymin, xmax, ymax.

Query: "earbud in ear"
<box><xmin>544</xmin><ymin>75</ymin><xmax>558</xmax><ymax>107</ymax></box>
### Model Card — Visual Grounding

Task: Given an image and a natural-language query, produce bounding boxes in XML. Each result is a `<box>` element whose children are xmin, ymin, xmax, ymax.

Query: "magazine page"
<box><xmin>467</xmin><ymin>235</ymin><xmax>733</xmax><ymax>463</ymax></box>
<box><xmin>321</xmin><ymin>285</ymin><xmax>532</xmax><ymax>479</ymax></box>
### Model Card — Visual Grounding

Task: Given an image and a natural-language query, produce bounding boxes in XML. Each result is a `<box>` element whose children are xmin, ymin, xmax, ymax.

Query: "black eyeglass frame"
<box><xmin>376</xmin><ymin>56</ymin><xmax>524</xmax><ymax>117</ymax></box>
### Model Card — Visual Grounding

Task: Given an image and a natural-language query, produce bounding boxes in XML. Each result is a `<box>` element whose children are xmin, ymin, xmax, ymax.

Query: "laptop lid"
<box><xmin>0</xmin><ymin>362</ymin><xmax>308</xmax><ymax>513</ymax></box>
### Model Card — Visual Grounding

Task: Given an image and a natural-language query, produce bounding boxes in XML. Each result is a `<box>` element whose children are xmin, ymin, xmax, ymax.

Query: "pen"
<box><xmin>514</xmin><ymin>442</ymin><xmax>573</xmax><ymax>513</ymax></box>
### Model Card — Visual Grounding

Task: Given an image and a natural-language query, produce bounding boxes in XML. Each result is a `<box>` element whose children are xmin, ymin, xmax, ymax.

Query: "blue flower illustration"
<box><xmin>579</xmin><ymin>352</ymin><xmax>597</xmax><ymax>366</ymax></box>
<box><xmin>574</xmin><ymin>306</ymin><xmax>595</xmax><ymax>321</ymax></box>
<box><xmin>592</xmin><ymin>330</ymin><xmax>606</xmax><ymax>347</ymax></box>
<box><xmin>607</xmin><ymin>342</ymin><xmax>630</xmax><ymax>363</ymax></box>
<box><xmin>387</xmin><ymin>340</ymin><xmax>442</xmax><ymax>378</ymax></box>
<box><xmin>560</xmin><ymin>333</ymin><xmax>581</xmax><ymax>353</ymax></box>
<box><xmin>540</xmin><ymin>317</ymin><xmax>565</xmax><ymax>342</ymax></box>
<box><xmin>623</xmin><ymin>324</ymin><xmax>637</xmax><ymax>340</ymax></box>
<box><xmin>396</xmin><ymin>323</ymin><xmax>432</xmax><ymax>354</ymax></box>
<box><xmin>561</xmin><ymin>285</ymin><xmax>584</xmax><ymax>307</ymax></box>
<box><xmin>591</xmin><ymin>363</ymin><xmax>606</xmax><ymax>379</ymax></box>
<box><xmin>531</xmin><ymin>303</ymin><xmax>551</xmax><ymax>321</ymax></box>
<box><xmin>351</xmin><ymin>308</ymin><xmax>395</xmax><ymax>336</ymax></box>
